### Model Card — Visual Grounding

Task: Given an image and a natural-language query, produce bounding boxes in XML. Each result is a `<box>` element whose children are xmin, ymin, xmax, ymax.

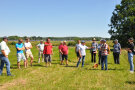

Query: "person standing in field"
<box><xmin>91</xmin><ymin>38</ymin><xmax>98</xmax><ymax>63</ymax></box>
<box><xmin>100</xmin><ymin>40</ymin><xmax>109</xmax><ymax>70</ymax></box>
<box><xmin>98</xmin><ymin>40</ymin><xmax>103</xmax><ymax>65</ymax></box>
<box><xmin>0</xmin><ymin>37</ymin><xmax>13</xmax><ymax>76</ymax></box>
<box><xmin>77</xmin><ymin>41</ymin><xmax>91</xmax><ymax>67</ymax></box>
<box><xmin>58</xmin><ymin>41</ymin><xmax>63</xmax><ymax>62</ymax></box>
<box><xmin>127</xmin><ymin>38</ymin><xmax>135</xmax><ymax>74</ymax></box>
<box><xmin>60</xmin><ymin>41</ymin><xmax>68</xmax><ymax>66</ymax></box>
<box><xmin>113</xmin><ymin>39</ymin><xmax>121</xmax><ymax>64</ymax></box>
<box><xmin>75</xmin><ymin>40</ymin><xmax>81</xmax><ymax>61</ymax></box>
<box><xmin>43</xmin><ymin>38</ymin><xmax>53</xmax><ymax>67</ymax></box>
<box><xmin>24</xmin><ymin>38</ymin><xmax>34</xmax><ymax>67</ymax></box>
<box><xmin>15</xmin><ymin>39</ymin><xmax>27</xmax><ymax>69</ymax></box>
<box><xmin>36</xmin><ymin>40</ymin><xmax>44</xmax><ymax>63</ymax></box>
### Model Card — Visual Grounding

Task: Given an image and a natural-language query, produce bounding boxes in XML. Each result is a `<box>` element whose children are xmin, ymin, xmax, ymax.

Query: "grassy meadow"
<box><xmin>0</xmin><ymin>41</ymin><xmax>135</xmax><ymax>90</ymax></box>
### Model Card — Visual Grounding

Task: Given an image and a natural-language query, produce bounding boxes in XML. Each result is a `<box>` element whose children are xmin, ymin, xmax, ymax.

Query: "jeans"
<box><xmin>128</xmin><ymin>53</ymin><xmax>134</xmax><ymax>71</ymax></box>
<box><xmin>0</xmin><ymin>55</ymin><xmax>11</xmax><ymax>75</ymax></box>
<box><xmin>101</xmin><ymin>56</ymin><xmax>108</xmax><ymax>70</ymax></box>
<box><xmin>98</xmin><ymin>51</ymin><xmax>102</xmax><ymax>65</ymax></box>
<box><xmin>77</xmin><ymin>56</ymin><xmax>85</xmax><ymax>67</ymax></box>
<box><xmin>91</xmin><ymin>51</ymin><xmax>96</xmax><ymax>63</ymax></box>
<box><xmin>113</xmin><ymin>52</ymin><xmax>120</xmax><ymax>64</ymax></box>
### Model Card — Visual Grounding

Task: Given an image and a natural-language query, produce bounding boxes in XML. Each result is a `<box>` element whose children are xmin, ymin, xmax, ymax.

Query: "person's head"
<box><xmin>102</xmin><ymin>39</ymin><xmax>106</xmax><ymax>44</ymax></box>
<box><xmin>128</xmin><ymin>38</ymin><xmax>134</xmax><ymax>43</ymax></box>
<box><xmin>18</xmin><ymin>38</ymin><xmax>23</xmax><ymax>43</ymax></box>
<box><xmin>60</xmin><ymin>41</ymin><xmax>63</xmax><ymax>45</ymax></box>
<box><xmin>100</xmin><ymin>39</ymin><xmax>103</xmax><ymax>44</ymax></box>
<box><xmin>3</xmin><ymin>36</ymin><xmax>8</xmax><ymax>42</ymax></box>
<box><xmin>81</xmin><ymin>40</ymin><xmax>85</xmax><ymax>45</ymax></box>
<box><xmin>114</xmin><ymin>39</ymin><xmax>118</xmax><ymax>44</ymax></box>
<box><xmin>46</xmin><ymin>38</ymin><xmax>50</xmax><ymax>43</ymax></box>
<box><xmin>40</xmin><ymin>40</ymin><xmax>44</xmax><ymax>44</ymax></box>
<box><xmin>63</xmin><ymin>41</ymin><xmax>67</xmax><ymax>45</ymax></box>
<box><xmin>92</xmin><ymin>38</ymin><xmax>96</xmax><ymax>43</ymax></box>
<box><xmin>77</xmin><ymin>40</ymin><xmax>81</xmax><ymax>44</ymax></box>
<box><xmin>25</xmin><ymin>38</ymin><xmax>30</xmax><ymax>42</ymax></box>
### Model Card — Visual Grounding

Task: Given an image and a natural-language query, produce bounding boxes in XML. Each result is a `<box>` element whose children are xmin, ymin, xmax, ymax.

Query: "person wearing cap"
<box><xmin>43</xmin><ymin>38</ymin><xmax>53</xmax><ymax>67</ymax></box>
<box><xmin>91</xmin><ymin>38</ymin><xmax>98</xmax><ymax>63</ymax></box>
<box><xmin>16</xmin><ymin>38</ymin><xmax>27</xmax><ymax>69</ymax></box>
<box><xmin>36</xmin><ymin>40</ymin><xmax>44</xmax><ymax>63</ymax></box>
<box><xmin>75</xmin><ymin>40</ymin><xmax>81</xmax><ymax>61</ymax></box>
<box><xmin>100</xmin><ymin>39</ymin><xmax>109</xmax><ymax>70</ymax></box>
<box><xmin>0</xmin><ymin>37</ymin><xmax>13</xmax><ymax>76</ymax></box>
<box><xmin>113</xmin><ymin>39</ymin><xmax>121</xmax><ymax>64</ymax></box>
<box><xmin>98</xmin><ymin>40</ymin><xmax>103</xmax><ymax>65</ymax></box>
<box><xmin>59</xmin><ymin>41</ymin><xmax>68</xmax><ymax>66</ymax></box>
<box><xmin>127</xmin><ymin>38</ymin><xmax>135</xmax><ymax>74</ymax></box>
<box><xmin>24</xmin><ymin>38</ymin><xmax>34</xmax><ymax>66</ymax></box>
<box><xmin>77</xmin><ymin>40</ymin><xmax>91</xmax><ymax>67</ymax></box>
<box><xmin>58</xmin><ymin>41</ymin><xmax>63</xmax><ymax>61</ymax></box>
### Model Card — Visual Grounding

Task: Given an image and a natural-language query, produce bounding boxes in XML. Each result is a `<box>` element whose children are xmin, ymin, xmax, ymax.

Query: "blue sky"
<box><xmin>0</xmin><ymin>0</ymin><xmax>121</xmax><ymax>37</ymax></box>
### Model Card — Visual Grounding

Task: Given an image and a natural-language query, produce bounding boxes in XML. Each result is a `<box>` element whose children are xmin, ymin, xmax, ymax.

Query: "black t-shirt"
<box><xmin>128</xmin><ymin>42</ymin><xmax>134</xmax><ymax>53</ymax></box>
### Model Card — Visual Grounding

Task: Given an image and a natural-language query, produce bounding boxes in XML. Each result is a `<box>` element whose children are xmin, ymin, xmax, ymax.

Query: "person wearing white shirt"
<box><xmin>77</xmin><ymin>41</ymin><xmax>91</xmax><ymax>67</ymax></box>
<box><xmin>0</xmin><ymin>37</ymin><xmax>13</xmax><ymax>76</ymax></box>
<box><xmin>24</xmin><ymin>38</ymin><xmax>34</xmax><ymax>66</ymax></box>
<box><xmin>36</xmin><ymin>40</ymin><xmax>44</xmax><ymax>63</ymax></box>
<box><xmin>75</xmin><ymin>40</ymin><xmax>81</xmax><ymax>60</ymax></box>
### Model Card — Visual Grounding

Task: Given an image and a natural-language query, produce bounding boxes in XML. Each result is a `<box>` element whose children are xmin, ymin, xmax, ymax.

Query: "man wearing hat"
<box><xmin>91</xmin><ymin>38</ymin><xmax>98</xmax><ymax>63</ymax></box>
<box><xmin>0</xmin><ymin>37</ymin><xmax>13</xmax><ymax>76</ymax></box>
<box><xmin>113</xmin><ymin>39</ymin><xmax>121</xmax><ymax>64</ymax></box>
<box><xmin>37</xmin><ymin>40</ymin><xmax>44</xmax><ymax>63</ymax></box>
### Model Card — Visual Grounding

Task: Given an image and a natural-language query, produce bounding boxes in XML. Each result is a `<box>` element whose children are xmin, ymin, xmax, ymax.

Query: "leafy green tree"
<box><xmin>108</xmin><ymin>0</ymin><xmax>135</xmax><ymax>47</ymax></box>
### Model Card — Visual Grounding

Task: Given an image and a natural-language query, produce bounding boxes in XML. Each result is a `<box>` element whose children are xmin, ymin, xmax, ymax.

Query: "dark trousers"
<box><xmin>113</xmin><ymin>52</ymin><xmax>120</xmax><ymax>64</ymax></box>
<box><xmin>91</xmin><ymin>51</ymin><xmax>96</xmax><ymax>63</ymax></box>
<box><xmin>98</xmin><ymin>51</ymin><xmax>102</xmax><ymax>65</ymax></box>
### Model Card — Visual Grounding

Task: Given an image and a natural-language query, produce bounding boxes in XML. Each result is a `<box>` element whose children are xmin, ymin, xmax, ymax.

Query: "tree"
<box><xmin>108</xmin><ymin>0</ymin><xmax>135</xmax><ymax>47</ymax></box>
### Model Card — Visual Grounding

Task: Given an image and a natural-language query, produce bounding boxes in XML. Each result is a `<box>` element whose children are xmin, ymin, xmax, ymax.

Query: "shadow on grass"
<box><xmin>125</xmin><ymin>81</ymin><xmax>135</xmax><ymax>84</ymax></box>
<box><xmin>32</xmin><ymin>64</ymin><xmax>44</xmax><ymax>67</ymax></box>
<box><xmin>65</xmin><ymin>65</ymin><xmax>76</xmax><ymax>68</ymax></box>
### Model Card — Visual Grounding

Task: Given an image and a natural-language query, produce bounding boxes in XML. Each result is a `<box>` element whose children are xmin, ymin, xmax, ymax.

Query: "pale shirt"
<box><xmin>75</xmin><ymin>43</ymin><xmax>81</xmax><ymax>52</ymax></box>
<box><xmin>37</xmin><ymin>43</ymin><xmax>44</xmax><ymax>52</ymax></box>
<box><xmin>0</xmin><ymin>41</ymin><xmax>10</xmax><ymax>55</ymax></box>
<box><xmin>79</xmin><ymin>44</ymin><xmax>88</xmax><ymax>56</ymax></box>
<box><xmin>24</xmin><ymin>42</ymin><xmax>32</xmax><ymax>52</ymax></box>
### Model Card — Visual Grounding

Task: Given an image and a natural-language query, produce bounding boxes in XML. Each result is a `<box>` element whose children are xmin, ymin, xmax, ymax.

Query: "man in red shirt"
<box><xmin>60</xmin><ymin>41</ymin><xmax>68</xmax><ymax>66</ymax></box>
<box><xmin>43</xmin><ymin>38</ymin><xmax>53</xmax><ymax>67</ymax></box>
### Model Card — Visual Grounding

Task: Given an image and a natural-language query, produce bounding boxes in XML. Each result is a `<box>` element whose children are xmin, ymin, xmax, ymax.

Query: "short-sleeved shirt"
<box><xmin>101</xmin><ymin>43</ymin><xmax>108</xmax><ymax>56</ymax></box>
<box><xmin>75</xmin><ymin>43</ymin><xmax>81</xmax><ymax>52</ymax></box>
<box><xmin>16</xmin><ymin>43</ymin><xmax>24</xmax><ymax>53</ymax></box>
<box><xmin>113</xmin><ymin>43</ymin><xmax>121</xmax><ymax>53</ymax></box>
<box><xmin>128</xmin><ymin>43</ymin><xmax>134</xmax><ymax>53</ymax></box>
<box><xmin>61</xmin><ymin>45</ymin><xmax>68</xmax><ymax>55</ymax></box>
<box><xmin>91</xmin><ymin>42</ymin><xmax>98</xmax><ymax>51</ymax></box>
<box><xmin>79</xmin><ymin>44</ymin><xmax>88</xmax><ymax>56</ymax></box>
<box><xmin>0</xmin><ymin>41</ymin><xmax>10</xmax><ymax>55</ymax></box>
<box><xmin>24</xmin><ymin>42</ymin><xmax>32</xmax><ymax>52</ymax></box>
<box><xmin>43</xmin><ymin>42</ymin><xmax>53</xmax><ymax>55</ymax></box>
<box><xmin>59</xmin><ymin>44</ymin><xmax>63</xmax><ymax>50</ymax></box>
<box><xmin>37</xmin><ymin>43</ymin><xmax>44</xmax><ymax>51</ymax></box>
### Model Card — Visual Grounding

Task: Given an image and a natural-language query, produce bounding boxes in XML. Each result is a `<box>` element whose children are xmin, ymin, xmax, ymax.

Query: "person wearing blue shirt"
<box><xmin>15</xmin><ymin>39</ymin><xmax>27</xmax><ymax>69</ymax></box>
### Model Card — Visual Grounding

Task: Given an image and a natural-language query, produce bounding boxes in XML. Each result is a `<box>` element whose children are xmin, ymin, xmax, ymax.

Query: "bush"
<box><xmin>10</xmin><ymin>42</ymin><xmax>16</xmax><ymax>45</ymax></box>
<box><xmin>67</xmin><ymin>42</ymin><xmax>76</xmax><ymax>46</ymax></box>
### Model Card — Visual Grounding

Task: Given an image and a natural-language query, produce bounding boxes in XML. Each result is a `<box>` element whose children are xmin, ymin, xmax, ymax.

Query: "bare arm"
<box><xmin>1</xmin><ymin>50</ymin><xmax>8</xmax><ymax>57</ymax></box>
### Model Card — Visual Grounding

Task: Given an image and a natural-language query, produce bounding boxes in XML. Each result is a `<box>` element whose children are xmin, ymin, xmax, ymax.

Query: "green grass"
<box><xmin>0</xmin><ymin>43</ymin><xmax>135</xmax><ymax>90</ymax></box>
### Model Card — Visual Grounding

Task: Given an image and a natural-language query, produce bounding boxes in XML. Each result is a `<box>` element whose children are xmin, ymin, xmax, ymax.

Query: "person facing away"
<box><xmin>16</xmin><ymin>39</ymin><xmax>27</xmax><ymax>69</ymax></box>
<box><xmin>98</xmin><ymin>40</ymin><xmax>103</xmax><ymax>65</ymax></box>
<box><xmin>77</xmin><ymin>41</ymin><xmax>91</xmax><ymax>67</ymax></box>
<box><xmin>113</xmin><ymin>39</ymin><xmax>121</xmax><ymax>64</ymax></box>
<box><xmin>24</xmin><ymin>38</ymin><xmax>34</xmax><ymax>67</ymax></box>
<box><xmin>100</xmin><ymin>39</ymin><xmax>109</xmax><ymax>70</ymax></box>
<box><xmin>59</xmin><ymin>41</ymin><xmax>68</xmax><ymax>66</ymax></box>
<box><xmin>58</xmin><ymin>41</ymin><xmax>63</xmax><ymax>61</ymax></box>
<box><xmin>0</xmin><ymin>37</ymin><xmax>13</xmax><ymax>76</ymax></box>
<box><xmin>43</xmin><ymin>38</ymin><xmax>53</xmax><ymax>67</ymax></box>
<box><xmin>75</xmin><ymin>40</ymin><xmax>81</xmax><ymax>61</ymax></box>
<box><xmin>91</xmin><ymin>38</ymin><xmax>98</xmax><ymax>63</ymax></box>
<box><xmin>36</xmin><ymin>40</ymin><xmax>44</xmax><ymax>63</ymax></box>
<box><xmin>127</xmin><ymin>38</ymin><xmax>135</xmax><ymax>74</ymax></box>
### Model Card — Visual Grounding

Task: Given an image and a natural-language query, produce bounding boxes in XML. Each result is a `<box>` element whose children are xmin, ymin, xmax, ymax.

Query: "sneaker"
<box><xmin>7</xmin><ymin>74</ymin><xmax>15</xmax><ymax>76</ymax></box>
<box><xmin>130</xmin><ymin>71</ymin><xmax>134</xmax><ymax>74</ymax></box>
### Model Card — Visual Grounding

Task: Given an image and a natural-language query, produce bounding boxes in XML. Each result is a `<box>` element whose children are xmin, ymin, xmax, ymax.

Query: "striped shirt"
<box><xmin>101</xmin><ymin>43</ymin><xmax>108</xmax><ymax>56</ymax></box>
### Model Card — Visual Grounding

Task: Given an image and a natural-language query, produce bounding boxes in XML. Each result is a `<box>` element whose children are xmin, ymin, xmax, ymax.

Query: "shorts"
<box><xmin>39</xmin><ymin>51</ymin><xmax>44</xmax><ymax>58</ymax></box>
<box><xmin>44</xmin><ymin>54</ymin><xmax>51</xmax><ymax>63</ymax></box>
<box><xmin>17</xmin><ymin>53</ymin><xmax>26</xmax><ymax>62</ymax></box>
<box><xmin>25</xmin><ymin>51</ymin><xmax>34</xmax><ymax>59</ymax></box>
<box><xmin>62</xmin><ymin>55</ymin><xmax>68</xmax><ymax>60</ymax></box>
<box><xmin>76</xmin><ymin>52</ymin><xmax>80</xmax><ymax>57</ymax></box>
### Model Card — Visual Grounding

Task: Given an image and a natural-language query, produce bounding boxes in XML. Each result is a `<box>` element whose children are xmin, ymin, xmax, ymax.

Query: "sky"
<box><xmin>0</xmin><ymin>0</ymin><xmax>121</xmax><ymax>37</ymax></box>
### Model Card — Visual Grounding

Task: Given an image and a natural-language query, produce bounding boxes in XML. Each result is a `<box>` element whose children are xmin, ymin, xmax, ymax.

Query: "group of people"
<box><xmin>0</xmin><ymin>37</ymin><xmax>134</xmax><ymax>76</ymax></box>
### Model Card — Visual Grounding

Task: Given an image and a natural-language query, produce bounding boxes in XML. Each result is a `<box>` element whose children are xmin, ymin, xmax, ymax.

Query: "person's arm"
<box><xmin>29</xmin><ymin>44</ymin><xmax>33</xmax><ymax>49</ymax></box>
<box><xmin>1</xmin><ymin>50</ymin><xmax>8</xmax><ymax>58</ymax></box>
<box><xmin>36</xmin><ymin>45</ymin><xmax>39</xmax><ymax>50</ymax></box>
<box><xmin>78</xmin><ymin>49</ymin><xmax>82</xmax><ymax>57</ymax></box>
